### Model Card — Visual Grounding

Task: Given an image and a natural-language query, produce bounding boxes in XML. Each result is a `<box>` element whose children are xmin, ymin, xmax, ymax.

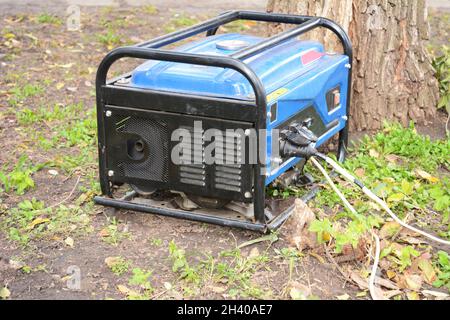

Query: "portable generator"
<box><xmin>94</xmin><ymin>11</ymin><xmax>352</xmax><ymax>232</ymax></box>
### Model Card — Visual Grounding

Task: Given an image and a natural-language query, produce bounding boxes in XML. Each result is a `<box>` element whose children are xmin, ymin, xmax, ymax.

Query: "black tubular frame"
<box><xmin>94</xmin><ymin>10</ymin><xmax>352</xmax><ymax>232</ymax></box>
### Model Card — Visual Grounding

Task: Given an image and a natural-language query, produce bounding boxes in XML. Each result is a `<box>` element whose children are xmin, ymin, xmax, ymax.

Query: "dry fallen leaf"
<box><xmin>248</xmin><ymin>247</ymin><xmax>260</xmax><ymax>258</ymax></box>
<box><xmin>104</xmin><ymin>256</ymin><xmax>120</xmax><ymax>268</ymax></box>
<box><xmin>376</xmin><ymin>277</ymin><xmax>400</xmax><ymax>290</ymax></box>
<box><xmin>57</xmin><ymin>63</ymin><xmax>74</xmax><ymax>69</ymax></box>
<box><xmin>26</xmin><ymin>217</ymin><xmax>50</xmax><ymax>230</ymax></box>
<box><xmin>407</xmin><ymin>291</ymin><xmax>420</xmax><ymax>300</ymax></box>
<box><xmin>386</xmin><ymin>270</ymin><xmax>396</xmax><ymax>280</ymax></box>
<box><xmin>378</xmin><ymin>288</ymin><xmax>402</xmax><ymax>300</ymax></box>
<box><xmin>0</xmin><ymin>287</ymin><xmax>11</xmax><ymax>299</ymax></box>
<box><xmin>64</xmin><ymin>237</ymin><xmax>74</xmax><ymax>247</ymax></box>
<box><xmin>355</xmin><ymin>168</ymin><xmax>365</xmax><ymax>177</ymax></box>
<box><xmin>336</xmin><ymin>293</ymin><xmax>350</xmax><ymax>300</ymax></box>
<box><xmin>308</xmin><ymin>252</ymin><xmax>325</xmax><ymax>264</ymax></box>
<box><xmin>117</xmin><ymin>284</ymin><xmax>130</xmax><ymax>295</ymax></box>
<box><xmin>350</xmin><ymin>271</ymin><xmax>368</xmax><ymax>290</ymax></box>
<box><xmin>404</xmin><ymin>274</ymin><xmax>423</xmax><ymax>291</ymax></box>
<box><xmin>163</xmin><ymin>282</ymin><xmax>172</xmax><ymax>290</ymax></box>
<box><xmin>414</xmin><ymin>169</ymin><xmax>439</xmax><ymax>183</ymax></box>
<box><xmin>369</xmin><ymin>149</ymin><xmax>380</xmax><ymax>158</ymax></box>
<box><xmin>385</xmin><ymin>154</ymin><xmax>401</xmax><ymax>164</ymax></box>
<box><xmin>99</xmin><ymin>228</ymin><xmax>110</xmax><ymax>237</ymax></box>
<box><xmin>422</xmin><ymin>290</ymin><xmax>449</xmax><ymax>299</ymax></box>
<box><xmin>8</xmin><ymin>259</ymin><xmax>24</xmax><ymax>270</ymax></box>
<box><xmin>380</xmin><ymin>221</ymin><xmax>401</xmax><ymax>239</ymax></box>
<box><xmin>417</xmin><ymin>258</ymin><xmax>437</xmax><ymax>284</ymax></box>
<box><xmin>289</xmin><ymin>281</ymin><xmax>311</xmax><ymax>300</ymax></box>
<box><xmin>209</xmin><ymin>285</ymin><xmax>226</xmax><ymax>293</ymax></box>
<box><xmin>283</xmin><ymin>198</ymin><xmax>317</xmax><ymax>251</ymax></box>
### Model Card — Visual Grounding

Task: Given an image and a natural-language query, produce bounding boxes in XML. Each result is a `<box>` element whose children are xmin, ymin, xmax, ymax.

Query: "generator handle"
<box><xmin>135</xmin><ymin>11</ymin><xmax>352</xmax><ymax>61</ymax></box>
<box><xmin>96</xmin><ymin>46</ymin><xmax>266</xmax><ymax>107</ymax></box>
<box><xmin>234</xmin><ymin>11</ymin><xmax>352</xmax><ymax>60</ymax></box>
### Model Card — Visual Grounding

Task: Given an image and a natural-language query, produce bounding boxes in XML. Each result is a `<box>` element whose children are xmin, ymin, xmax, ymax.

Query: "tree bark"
<box><xmin>267</xmin><ymin>0</ymin><xmax>439</xmax><ymax>131</ymax></box>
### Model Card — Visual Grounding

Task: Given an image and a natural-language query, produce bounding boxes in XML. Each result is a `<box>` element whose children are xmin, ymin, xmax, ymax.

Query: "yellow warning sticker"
<box><xmin>266</xmin><ymin>88</ymin><xmax>289</xmax><ymax>102</ymax></box>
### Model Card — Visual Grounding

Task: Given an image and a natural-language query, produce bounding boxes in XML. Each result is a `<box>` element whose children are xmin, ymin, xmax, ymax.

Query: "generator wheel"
<box><xmin>187</xmin><ymin>195</ymin><xmax>230</xmax><ymax>209</ymax></box>
<box><xmin>131</xmin><ymin>184</ymin><xmax>156</xmax><ymax>197</ymax></box>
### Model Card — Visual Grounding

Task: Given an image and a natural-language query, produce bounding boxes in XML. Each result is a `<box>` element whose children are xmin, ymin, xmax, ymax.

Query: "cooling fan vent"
<box><xmin>115</xmin><ymin>115</ymin><xmax>169</xmax><ymax>183</ymax></box>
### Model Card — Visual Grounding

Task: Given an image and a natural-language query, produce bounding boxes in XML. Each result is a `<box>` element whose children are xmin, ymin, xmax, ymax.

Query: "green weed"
<box><xmin>149</xmin><ymin>238</ymin><xmax>163</xmax><ymax>246</ymax></box>
<box><xmin>0</xmin><ymin>155</ymin><xmax>37</xmax><ymax>195</ymax></box>
<box><xmin>126</xmin><ymin>268</ymin><xmax>154</xmax><ymax>299</ymax></box>
<box><xmin>222</xmin><ymin>20</ymin><xmax>256</xmax><ymax>33</ymax></box>
<box><xmin>8</xmin><ymin>84</ymin><xmax>43</xmax><ymax>107</ymax></box>
<box><xmin>164</xmin><ymin>14</ymin><xmax>199</xmax><ymax>33</ymax></box>
<box><xmin>143</xmin><ymin>5</ymin><xmax>158</xmax><ymax>15</ymax></box>
<box><xmin>98</xmin><ymin>30</ymin><xmax>121</xmax><ymax>49</ymax></box>
<box><xmin>108</xmin><ymin>257</ymin><xmax>131</xmax><ymax>276</ymax></box>
<box><xmin>15</xmin><ymin>103</ymin><xmax>84</xmax><ymax>125</ymax></box>
<box><xmin>37</xmin><ymin>13</ymin><xmax>62</xmax><ymax>25</ymax></box>
<box><xmin>101</xmin><ymin>218</ymin><xmax>130</xmax><ymax>246</ymax></box>
<box><xmin>433</xmin><ymin>250</ymin><xmax>450</xmax><ymax>292</ymax></box>
<box><xmin>168</xmin><ymin>240</ymin><xmax>200</xmax><ymax>283</ymax></box>
<box><xmin>1</xmin><ymin>198</ymin><xmax>92</xmax><ymax>246</ymax></box>
<box><xmin>431</xmin><ymin>45</ymin><xmax>450</xmax><ymax>113</ymax></box>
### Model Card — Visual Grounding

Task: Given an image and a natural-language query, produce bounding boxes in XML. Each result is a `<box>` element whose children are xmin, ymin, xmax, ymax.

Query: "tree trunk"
<box><xmin>267</xmin><ymin>0</ymin><xmax>439</xmax><ymax>131</ymax></box>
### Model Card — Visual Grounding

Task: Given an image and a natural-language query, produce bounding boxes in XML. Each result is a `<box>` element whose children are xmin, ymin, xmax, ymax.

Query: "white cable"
<box><xmin>321</xmin><ymin>155</ymin><xmax>450</xmax><ymax>246</ymax></box>
<box><xmin>369</xmin><ymin>232</ymin><xmax>382</xmax><ymax>300</ymax></box>
<box><xmin>310</xmin><ymin>157</ymin><xmax>358</xmax><ymax>216</ymax></box>
<box><xmin>310</xmin><ymin>157</ymin><xmax>382</xmax><ymax>300</ymax></box>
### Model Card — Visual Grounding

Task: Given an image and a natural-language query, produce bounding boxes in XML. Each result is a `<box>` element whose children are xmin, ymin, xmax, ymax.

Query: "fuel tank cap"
<box><xmin>216</xmin><ymin>39</ymin><xmax>249</xmax><ymax>51</ymax></box>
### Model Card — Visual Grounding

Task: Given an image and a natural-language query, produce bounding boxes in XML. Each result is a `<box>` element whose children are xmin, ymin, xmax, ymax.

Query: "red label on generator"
<box><xmin>301</xmin><ymin>50</ymin><xmax>324</xmax><ymax>65</ymax></box>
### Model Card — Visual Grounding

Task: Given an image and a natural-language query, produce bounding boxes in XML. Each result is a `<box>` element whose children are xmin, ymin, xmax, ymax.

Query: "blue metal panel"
<box><xmin>131</xmin><ymin>33</ymin><xmax>325</xmax><ymax>99</ymax></box>
<box><xmin>129</xmin><ymin>33</ymin><xmax>350</xmax><ymax>186</ymax></box>
<box><xmin>265</xmin><ymin>54</ymin><xmax>349</xmax><ymax>185</ymax></box>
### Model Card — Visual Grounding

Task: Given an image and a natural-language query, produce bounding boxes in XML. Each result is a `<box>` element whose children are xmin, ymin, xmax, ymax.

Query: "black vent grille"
<box><xmin>178</xmin><ymin>126</ymin><xmax>205</xmax><ymax>186</ymax></box>
<box><xmin>214</xmin><ymin>131</ymin><xmax>243</xmax><ymax>193</ymax></box>
<box><xmin>215</xmin><ymin>164</ymin><xmax>242</xmax><ymax>192</ymax></box>
<box><xmin>116</xmin><ymin>116</ymin><xmax>169</xmax><ymax>182</ymax></box>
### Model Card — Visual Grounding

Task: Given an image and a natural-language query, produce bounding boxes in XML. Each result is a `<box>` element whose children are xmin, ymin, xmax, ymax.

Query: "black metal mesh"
<box><xmin>116</xmin><ymin>116</ymin><xmax>169</xmax><ymax>182</ymax></box>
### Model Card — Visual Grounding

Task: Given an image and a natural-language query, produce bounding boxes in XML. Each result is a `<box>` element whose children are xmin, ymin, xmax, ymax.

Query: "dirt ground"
<box><xmin>0</xmin><ymin>1</ymin><xmax>448</xmax><ymax>300</ymax></box>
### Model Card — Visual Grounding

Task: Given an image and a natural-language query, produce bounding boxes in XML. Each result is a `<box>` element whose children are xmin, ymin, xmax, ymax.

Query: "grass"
<box><xmin>7</xmin><ymin>83</ymin><xmax>44</xmax><ymax>107</ymax></box>
<box><xmin>100</xmin><ymin>218</ymin><xmax>131</xmax><ymax>246</ymax></box>
<box><xmin>13</xmin><ymin>102</ymin><xmax>98</xmax><ymax>174</ymax></box>
<box><xmin>165</xmin><ymin>240</ymin><xmax>272</xmax><ymax>299</ymax></box>
<box><xmin>14</xmin><ymin>103</ymin><xmax>84</xmax><ymax>125</ymax></box>
<box><xmin>431</xmin><ymin>45</ymin><xmax>450</xmax><ymax>113</ymax></box>
<box><xmin>0</xmin><ymin>199</ymin><xmax>92</xmax><ymax>246</ymax></box>
<box><xmin>295</xmin><ymin>121</ymin><xmax>450</xmax><ymax>296</ymax></box>
<box><xmin>308</xmin><ymin>122</ymin><xmax>449</xmax><ymax>239</ymax></box>
<box><xmin>221</xmin><ymin>20</ymin><xmax>257</xmax><ymax>33</ymax></box>
<box><xmin>106</xmin><ymin>257</ymin><xmax>131</xmax><ymax>276</ymax></box>
<box><xmin>142</xmin><ymin>5</ymin><xmax>158</xmax><ymax>15</ymax></box>
<box><xmin>36</xmin><ymin>13</ymin><xmax>62</xmax><ymax>26</ymax></box>
<box><xmin>0</xmin><ymin>155</ymin><xmax>38</xmax><ymax>195</ymax></box>
<box><xmin>164</xmin><ymin>14</ymin><xmax>200</xmax><ymax>33</ymax></box>
<box><xmin>97</xmin><ymin>29</ymin><xmax>122</xmax><ymax>49</ymax></box>
<box><xmin>433</xmin><ymin>251</ymin><xmax>450</xmax><ymax>291</ymax></box>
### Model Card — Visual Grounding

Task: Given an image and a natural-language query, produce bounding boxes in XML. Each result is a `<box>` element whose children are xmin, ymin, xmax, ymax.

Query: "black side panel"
<box><xmin>104</xmin><ymin>105</ymin><xmax>254</xmax><ymax>202</ymax></box>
